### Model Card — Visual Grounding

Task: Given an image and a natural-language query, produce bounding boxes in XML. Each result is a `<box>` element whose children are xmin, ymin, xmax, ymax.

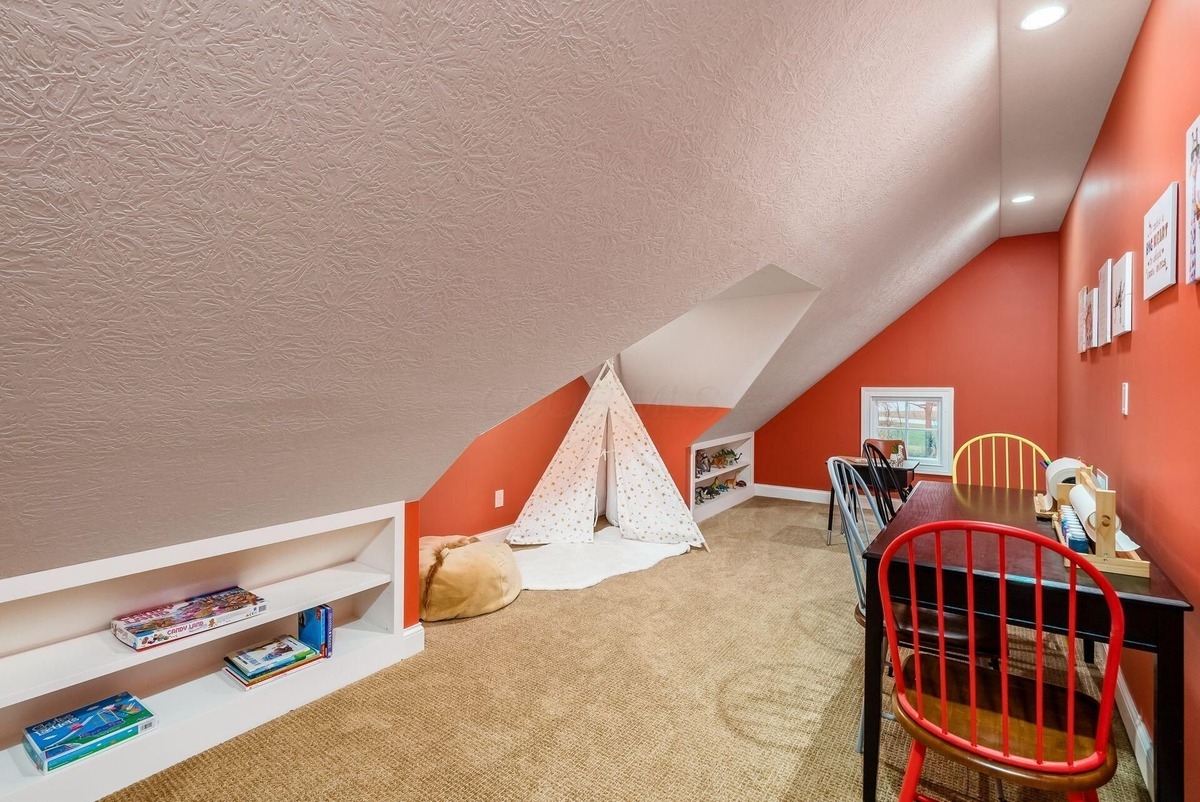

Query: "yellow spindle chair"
<box><xmin>951</xmin><ymin>433</ymin><xmax>1050</xmax><ymax>491</ymax></box>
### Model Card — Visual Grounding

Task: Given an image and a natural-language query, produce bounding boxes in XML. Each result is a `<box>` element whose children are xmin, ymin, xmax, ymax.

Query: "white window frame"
<box><xmin>860</xmin><ymin>387</ymin><xmax>954</xmax><ymax>476</ymax></box>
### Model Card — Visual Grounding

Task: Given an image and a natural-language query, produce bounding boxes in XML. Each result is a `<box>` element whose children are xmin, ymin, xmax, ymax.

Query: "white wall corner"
<box><xmin>755</xmin><ymin>484</ymin><xmax>830</xmax><ymax>505</ymax></box>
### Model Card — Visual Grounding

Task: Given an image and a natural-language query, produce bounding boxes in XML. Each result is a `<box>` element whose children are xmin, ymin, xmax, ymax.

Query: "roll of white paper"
<box><xmin>1045</xmin><ymin>457</ymin><xmax>1087</xmax><ymax>495</ymax></box>
<box><xmin>1068</xmin><ymin>483</ymin><xmax>1139</xmax><ymax>551</ymax></box>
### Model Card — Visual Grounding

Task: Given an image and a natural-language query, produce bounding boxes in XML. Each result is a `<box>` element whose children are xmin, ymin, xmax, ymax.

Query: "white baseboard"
<box><xmin>1097</xmin><ymin>643</ymin><xmax>1155</xmax><ymax>799</ymax></box>
<box><xmin>755</xmin><ymin>484</ymin><xmax>830</xmax><ymax>505</ymax></box>
<box><xmin>474</xmin><ymin>524</ymin><xmax>512</xmax><ymax>544</ymax></box>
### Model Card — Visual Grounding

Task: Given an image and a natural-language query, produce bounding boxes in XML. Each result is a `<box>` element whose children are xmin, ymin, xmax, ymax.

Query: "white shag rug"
<box><xmin>512</xmin><ymin>526</ymin><xmax>690</xmax><ymax>590</ymax></box>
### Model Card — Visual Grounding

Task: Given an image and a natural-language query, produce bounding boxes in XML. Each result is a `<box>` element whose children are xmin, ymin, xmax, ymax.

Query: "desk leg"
<box><xmin>863</xmin><ymin>563</ymin><xmax>883</xmax><ymax>802</ymax></box>
<box><xmin>827</xmin><ymin>493</ymin><xmax>835</xmax><ymax>533</ymax></box>
<box><xmin>1155</xmin><ymin>612</ymin><xmax>1185</xmax><ymax>802</ymax></box>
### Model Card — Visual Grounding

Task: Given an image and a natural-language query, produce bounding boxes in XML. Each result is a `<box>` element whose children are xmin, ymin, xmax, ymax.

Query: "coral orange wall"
<box><xmin>1058</xmin><ymin>0</ymin><xmax>1200</xmax><ymax>782</ymax></box>
<box><xmin>420</xmin><ymin>378</ymin><xmax>590</xmax><ymax>537</ymax></box>
<box><xmin>756</xmin><ymin>234</ymin><xmax>1059</xmax><ymax>490</ymax></box>
<box><xmin>636</xmin><ymin>405</ymin><xmax>730</xmax><ymax>500</ymax></box>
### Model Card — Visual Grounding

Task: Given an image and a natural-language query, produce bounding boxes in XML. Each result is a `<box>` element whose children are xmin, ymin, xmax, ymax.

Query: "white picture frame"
<box><xmin>1078</xmin><ymin>286</ymin><xmax>1090</xmax><ymax>353</ymax></box>
<box><xmin>1187</xmin><ymin>115</ymin><xmax>1200</xmax><ymax>284</ymax></box>
<box><xmin>1098</xmin><ymin>259</ymin><xmax>1112</xmax><ymax>345</ymax></box>
<box><xmin>1113</xmin><ymin>252</ymin><xmax>1133</xmax><ymax>336</ymax></box>
<box><xmin>1144</xmin><ymin>182</ymin><xmax>1178</xmax><ymax>298</ymax></box>
<box><xmin>1089</xmin><ymin>288</ymin><xmax>1099</xmax><ymax>346</ymax></box>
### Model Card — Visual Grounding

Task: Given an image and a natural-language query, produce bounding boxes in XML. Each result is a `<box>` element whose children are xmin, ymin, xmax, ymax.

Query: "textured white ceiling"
<box><xmin>0</xmin><ymin>0</ymin><xmax>1146</xmax><ymax>575</ymax></box>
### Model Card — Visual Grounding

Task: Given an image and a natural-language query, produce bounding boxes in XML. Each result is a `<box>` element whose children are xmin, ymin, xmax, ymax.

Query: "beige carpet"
<box><xmin>106</xmin><ymin>498</ymin><xmax>1151</xmax><ymax>801</ymax></box>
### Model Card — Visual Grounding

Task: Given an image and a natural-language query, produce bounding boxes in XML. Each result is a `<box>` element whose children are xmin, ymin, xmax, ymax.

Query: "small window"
<box><xmin>860</xmin><ymin>388</ymin><xmax>954</xmax><ymax>475</ymax></box>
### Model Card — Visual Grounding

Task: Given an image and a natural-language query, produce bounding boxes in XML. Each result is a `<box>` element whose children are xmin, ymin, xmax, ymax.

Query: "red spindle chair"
<box><xmin>879</xmin><ymin>520</ymin><xmax>1125</xmax><ymax>802</ymax></box>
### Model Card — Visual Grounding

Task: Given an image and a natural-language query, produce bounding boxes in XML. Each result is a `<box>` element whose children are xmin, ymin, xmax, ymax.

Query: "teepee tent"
<box><xmin>507</xmin><ymin>362</ymin><xmax>706</xmax><ymax>548</ymax></box>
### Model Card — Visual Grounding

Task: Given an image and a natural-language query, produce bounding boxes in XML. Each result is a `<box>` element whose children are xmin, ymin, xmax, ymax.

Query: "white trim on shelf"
<box><xmin>0</xmin><ymin>501</ymin><xmax>409</xmax><ymax>605</ymax></box>
<box><xmin>692</xmin><ymin>432</ymin><xmax>753</xmax><ymax>451</ymax></box>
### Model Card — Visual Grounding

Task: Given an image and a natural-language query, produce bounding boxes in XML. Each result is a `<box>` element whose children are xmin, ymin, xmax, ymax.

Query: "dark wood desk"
<box><xmin>825</xmin><ymin>457</ymin><xmax>919</xmax><ymax>532</ymax></box>
<box><xmin>861</xmin><ymin>482</ymin><xmax>1192</xmax><ymax>802</ymax></box>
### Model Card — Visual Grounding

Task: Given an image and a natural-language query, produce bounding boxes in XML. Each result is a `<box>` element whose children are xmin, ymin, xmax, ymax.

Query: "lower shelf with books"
<box><xmin>0</xmin><ymin>620</ymin><xmax>424</xmax><ymax>801</ymax></box>
<box><xmin>0</xmin><ymin>499</ymin><xmax>424</xmax><ymax>802</ymax></box>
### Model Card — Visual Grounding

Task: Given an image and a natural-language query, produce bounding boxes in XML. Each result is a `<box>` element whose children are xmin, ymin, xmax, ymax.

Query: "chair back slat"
<box><xmin>1034</xmin><ymin>542</ymin><xmax>1044</xmax><ymax>763</ymax></box>
<box><xmin>998</xmin><ymin>534</ymin><xmax>1011</xmax><ymax>756</ymax></box>
<box><xmin>879</xmin><ymin>520</ymin><xmax>1126</xmax><ymax>776</ymax></box>
<box><xmin>952</xmin><ymin>433</ymin><xmax>1050</xmax><ymax>491</ymax></box>
<box><xmin>964</xmin><ymin>528</ymin><xmax>979</xmax><ymax>746</ymax></box>
<box><xmin>862</xmin><ymin>442</ymin><xmax>908</xmax><ymax>524</ymax></box>
<box><xmin>826</xmin><ymin>457</ymin><xmax>884</xmax><ymax>613</ymax></box>
<box><xmin>1067</xmin><ymin>562</ymin><xmax>1078</xmax><ymax>765</ymax></box>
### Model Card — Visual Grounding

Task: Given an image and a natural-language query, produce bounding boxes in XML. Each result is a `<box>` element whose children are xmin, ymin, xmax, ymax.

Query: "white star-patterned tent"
<box><xmin>507</xmin><ymin>362</ymin><xmax>705</xmax><ymax>549</ymax></box>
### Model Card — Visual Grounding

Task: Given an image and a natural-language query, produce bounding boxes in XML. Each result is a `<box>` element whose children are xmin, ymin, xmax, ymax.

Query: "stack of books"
<box><xmin>111</xmin><ymin>586</ymin><xmax>267</xmax><ymax>650</ymax></box>
<box><xmin>222</xmin><ymin>605</ymin><xmax>334</xmax><ymax>690</ymax></box>
<box><xmin>23</xmin><ymin>692</ymin><xmax>157</xmax><ymax>773</ymax></box>
<box><xmin>297</xmin><ymin>604</ymin><xmax>334</xmax><ymax>658</ymax></box>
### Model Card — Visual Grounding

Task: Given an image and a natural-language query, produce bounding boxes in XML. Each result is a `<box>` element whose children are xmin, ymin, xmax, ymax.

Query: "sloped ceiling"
<box><xmin>620</xmin><ymin>266</ymin><xmax>817</xmax><ymax>408</ymax></box>
<box><xmin>0</xmin><ymin>0</ymin><xmax>1147</xmax><ymax>575</ymax></box>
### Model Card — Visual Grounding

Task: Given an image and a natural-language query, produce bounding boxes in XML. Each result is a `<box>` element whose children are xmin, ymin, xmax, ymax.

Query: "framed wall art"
<box><xmin>1144</xmin><ymin>182</ymin><xmax>1177</xmax><ymax>298</ymax></box>
<box><xmin>1112</xmin><ymin>252</ymin><xmax>1133</xmax><ymax>336</ymax></box>
<box><xmin>1097</xmin><ymin>259</ymin><xmax>1112</xmax><ymax>345</ymax></box>
<box><xmin>1187</xmin><ymin>115</ymin><xmax>1200</xmax><ymax>283</ymax></box>
<box><xmin>1089</xmin><ymin>288</ymin><xmax>1099</xmax><ymax>346</ymax></box>
<box><xmin>1077</xmin><ymin>287</ymin><xmax>1089</xmax><ymax>353</ymax></box>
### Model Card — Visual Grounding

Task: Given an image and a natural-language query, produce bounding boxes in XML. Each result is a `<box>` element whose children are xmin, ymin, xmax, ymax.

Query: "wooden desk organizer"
<box><xmin>1052</xmin><ymin>466</ymin><xmax>1149</xmax><ymax>578</ymax></box>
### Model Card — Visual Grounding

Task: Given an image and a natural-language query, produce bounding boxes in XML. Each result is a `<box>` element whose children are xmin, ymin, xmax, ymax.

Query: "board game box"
<box><xmin>111</xmin><ymin>587</ymin><xmax>268</xmax><ymax>650</ymax></box>
<box><xmin>225</xmin><ymin>634</ymin><xmax>316</xmax><ymax>678</ymax></box>
<box><xmin>23</xmin><ymin>692</ymin><xmax>157</xmax><ymax>773</ymax></box>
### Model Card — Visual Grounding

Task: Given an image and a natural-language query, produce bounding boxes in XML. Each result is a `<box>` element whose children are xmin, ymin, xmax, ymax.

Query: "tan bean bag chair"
<box><xmin>418</xmin><ymin>535</ymin><xmax>522</xmax><ymax>621</ymax></box>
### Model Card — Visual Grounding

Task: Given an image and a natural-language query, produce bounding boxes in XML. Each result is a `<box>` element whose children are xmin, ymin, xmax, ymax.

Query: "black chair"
<box><xmin>862</xmin><ymin>442</ymin><xmax>911</xmax><ymax>524</ymax></box>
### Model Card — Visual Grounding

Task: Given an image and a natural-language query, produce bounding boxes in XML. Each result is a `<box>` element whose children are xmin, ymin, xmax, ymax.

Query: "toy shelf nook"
<box><xmin>690</xmin><ymin>433</ymin><xmax>754</xmax><ymax>522</ymax></box>
<box><xmin>0</xmin><ymin>502</ymin><xmax>423</xmax><ymax>802</ymax></box>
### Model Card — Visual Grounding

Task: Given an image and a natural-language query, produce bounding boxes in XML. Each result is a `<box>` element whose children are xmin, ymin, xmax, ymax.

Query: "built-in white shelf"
<box><xmin>0</xmin><ymin>618</ymin><xmax>411</xmax><ymax>801</ymax></box>
<box><xmin>691</xmin><ymin>432</ymin><xmax>754</xmax><ymax>523</ymax></box>
<box><xmin>0</xmin><ymin>502</ymin><xmax>423</xmax><ymax>802</ymax></box>
<box><xmin>0</xmin><ymin>562</ymin><xmax>390</xmax><ymax>710</ymax></box>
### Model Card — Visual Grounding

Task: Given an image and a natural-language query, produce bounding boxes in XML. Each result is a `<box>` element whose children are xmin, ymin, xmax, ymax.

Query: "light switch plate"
<box><xmin>1121</xmin><ymin>382</ymin><xmax>1129</xmax><ymax>416</ymax></box>
<box><xmin>494</xmin><ymin>489</ymin><xmax>504</xmax><ymax>508</ymax></box>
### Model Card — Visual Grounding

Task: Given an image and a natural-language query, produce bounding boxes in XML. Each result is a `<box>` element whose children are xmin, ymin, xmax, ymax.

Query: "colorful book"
<box><xmin>111</xmin><ymin>587</ymin><xmax>267</xmax><ymax>650</ymax></box>
<box><xmin>222</xmin><ymin>653</ymin><xmax>324</xmax><ymax>690</ymax></box>
<box><xmin>297</xmin><ymin>604</ymin><xmax>333</xmax><ymax>658</ymax></box>
<box><xmin>23</xmin><ymin>692</ymin><xmax>157</xmax><ymax>773</ymax></box>
<box><xmin>225</xmin><ymin>634</ymin><xmax>316</xmax><ymax>678</ymax></box>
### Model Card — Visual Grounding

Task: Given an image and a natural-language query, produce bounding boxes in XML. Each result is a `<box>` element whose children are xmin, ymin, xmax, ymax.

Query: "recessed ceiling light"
<box><xmin>1012</xmin><ymin>194</ymin><xmax>1035</xmax><ymax>204</ymax></box>
<box><xmin>1020</xmin><ymin>4</ymin><xmax>1067</xmax><ymax>31</ymax></box>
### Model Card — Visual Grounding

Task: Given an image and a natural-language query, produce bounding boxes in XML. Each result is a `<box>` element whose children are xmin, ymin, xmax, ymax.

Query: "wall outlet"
<box><xmin>1121</xmin><ymin>382</ymin><xmax>1129</xmax><ymax>416</ymax></box>
<box><xmin>494</xmin><ymin>489</ymin><xmax>504</xmax><ymax>508</ymax></box>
